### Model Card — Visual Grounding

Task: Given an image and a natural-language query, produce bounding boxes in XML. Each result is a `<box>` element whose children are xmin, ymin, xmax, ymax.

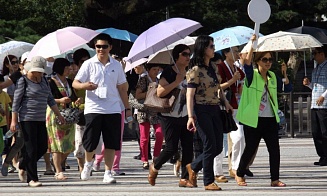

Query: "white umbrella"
<box><xmin>241</xmin><ymin>31</ymin><xmax>322</xmax><ymax>53</ymax></box>
<box><xmin>0</xmin><ymin>41</ymin><xmax>34</xmax><ymax>72</ymax></box>
<box><xmin>147</xmin><ymin>36</ymin><xmax>197</xmax><ymax>64</ymax></box>
<box><xmin>53</xmin><ymin>43</ymin><xmax>96</xmax><ymax>59</ymax></box>
<box><xmin>27</xmin><ymin>26</ymin><xmax>99</xmax><ymax>60</ymax></box>
<box><xmin>124</xmin><ymin>57</ymin><xmax>148</xmax><ymax>73</ymax></box>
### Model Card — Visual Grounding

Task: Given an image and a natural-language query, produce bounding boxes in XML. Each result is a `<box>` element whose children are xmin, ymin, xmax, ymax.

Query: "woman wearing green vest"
<box><xmin>235</xmin><ymin>51</ymin><xmax>292</xmax><ymax>187</ymax></box>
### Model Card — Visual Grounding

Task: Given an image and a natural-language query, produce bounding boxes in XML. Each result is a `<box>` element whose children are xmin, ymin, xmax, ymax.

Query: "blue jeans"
<box><xmin>191</xmin><ymin>105</ymin><xmax>223</xmax><ymax>186</ymax></box>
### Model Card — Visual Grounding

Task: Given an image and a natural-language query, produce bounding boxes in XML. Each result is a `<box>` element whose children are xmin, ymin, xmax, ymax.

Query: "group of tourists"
<box><xmin>1</xmin><ymin>31</ymin><xmax>326</xmax><ymax>191</ymax></box>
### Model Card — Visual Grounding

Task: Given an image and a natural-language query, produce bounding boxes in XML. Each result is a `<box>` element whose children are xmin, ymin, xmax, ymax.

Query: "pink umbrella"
<box><xmin>125</xmin><ymin>18</ymin><xmax>202</xmax><ymax>64</ymax></box>
<box><xmin>27</xmin><ymin>26</ymin><xmax>99</xmax><ymax>60</ymax></box>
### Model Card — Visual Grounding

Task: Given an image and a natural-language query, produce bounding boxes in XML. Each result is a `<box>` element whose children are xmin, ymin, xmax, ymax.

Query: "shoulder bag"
<box><xmin>143</xmin><ymin>82</ymin><xmax>180</xmax><ymax>113</ymax></box>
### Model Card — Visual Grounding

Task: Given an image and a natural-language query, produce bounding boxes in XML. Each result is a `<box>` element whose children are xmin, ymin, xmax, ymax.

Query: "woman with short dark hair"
<box><xmin>46</xmin><ymin>58</ymin><xmax>80</xmax><ymax>180</ymax></box>
<box><xmin>135</xmin><ymin>63</ymin><xmax>163</xmax><ymax>169</ymax></box>
<box><xmin>148</xmin><ymin>44</ymin><xmax>194</xmax><ymax>188</ymax></box>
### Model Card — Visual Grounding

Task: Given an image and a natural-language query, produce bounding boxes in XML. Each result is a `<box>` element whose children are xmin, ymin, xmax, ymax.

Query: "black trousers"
<box><xmin>237</xmin><ymin>117</ymin><xmax>280</xmax><ymax>181</ymax></box>
<box><xmin>191</xmin><ymin>105</ymin><xmax>223</xmax><ymax>186</ymax></box>
<box><xmin>154</xmin><ymin>116</ymin><xmax>193</xmax><ymax>180</ymax></box>
<box><xmin>20</xmin><ymin>121</ymin><xmax>48</xmax><ymax>183</ymax></box>
<box><xmin>311</xmin><ymin>109</ymin><xmax>327</xmax><ymax>162</ymax></box>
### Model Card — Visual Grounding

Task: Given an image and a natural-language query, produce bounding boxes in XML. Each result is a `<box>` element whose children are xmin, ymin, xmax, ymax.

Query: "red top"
<box><xmin>217</xmin><ymin>61</ymin><xmax>245</xmax><ymax>109</ymax></box>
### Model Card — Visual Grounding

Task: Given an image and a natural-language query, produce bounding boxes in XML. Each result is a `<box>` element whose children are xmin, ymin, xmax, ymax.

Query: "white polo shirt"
<box><xmin>75</xmin><ymin>55</ymin><xmax>127</xmax><ymax>114</ymax></box>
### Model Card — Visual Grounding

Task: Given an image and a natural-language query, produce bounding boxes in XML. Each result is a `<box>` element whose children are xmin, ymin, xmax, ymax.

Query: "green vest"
<box><xmin>236</xmin><ymin>69</ymin><xmax>280</xmax><ymax>128</ymax></box>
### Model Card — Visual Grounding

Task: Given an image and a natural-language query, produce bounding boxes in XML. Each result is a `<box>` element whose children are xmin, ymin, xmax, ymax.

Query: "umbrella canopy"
<box><xmin>241</xmin><ymin>31</ymin><xmax>323</xmax><ymax>53</ymax></box>
<box><xmin>27</xmin><ymin>26</ymin><xmax>99</xmax><ymax>60</ymax></box>
<box><xmin>96</xmin><ymin>27</ymin><xmax>138</xmax><ymax>42</ymax></box>
<box><xmin>210</xmin><ymin>26</ymin><xmax>264</xmax><ymax>51</ymax></box>
<box><xmin>123</xmin><ymin>57</ymin><xmax>148</xmax><ymax>73</ymax></box>
<box><xmin>286</xmin><ymin>26</ymin><xmax>327</xmax><ymax>44</ymax></box>
<box><xmin>147</xmin><ymin>36</ymin><xmax>197</xmax><ymax>65</ymax></box>
<box><xmin>125</xmin><ymin>17</ymin><xmax>202</xmax><ymax>63</ymax></box>
<box><xmin>54</xmin><ymin>43</ymin><xmax>96</xmax><ymax>59</ymax></box>
<box><xmin>0</xmin><ymin>40</ymin><xmax>34</xmax><ymax>73</ymax></box>
<box><xmin>94</xmin><ymin>28</ymin><xmax>138</xmax><ymax>58</ymax></box>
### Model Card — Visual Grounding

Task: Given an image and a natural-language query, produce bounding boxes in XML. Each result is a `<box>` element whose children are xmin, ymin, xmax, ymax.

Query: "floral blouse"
<box><xmin>186</xmin><ymin>63</ymin><xmax>222</xmax><ymax>105</ymax></box>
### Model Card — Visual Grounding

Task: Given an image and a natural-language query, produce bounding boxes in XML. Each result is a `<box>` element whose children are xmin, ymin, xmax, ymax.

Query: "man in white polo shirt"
<box><xmin>73</xmin><ymin>33</ymin><xmax>132</xmax><ymax>183</ymax></box>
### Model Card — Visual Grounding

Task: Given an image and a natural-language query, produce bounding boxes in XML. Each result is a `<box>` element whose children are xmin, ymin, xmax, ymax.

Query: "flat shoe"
<box><xmin>215</xmin><ymin>175</ymin><xmax>228</xmax><ymax>183</ymax></box>
<box><xmin>178</xmin><ymin>179</ymin><xmax>194</xmax><ymax>188</ymax></box>
<box><xmin>54</xmin><ymin>172</ymin><xmax>68</xmax><ymax>180</ymax></box>
<box><xmin>143</xmin><ymin>162</ymin><xmax>149</xmax><ymax>169</ymax></box>
<box><xmin>186</xmin><ymin>164</ymin><xmax>197</xmax><ymax>187</ymax></box>
<box><xmin>271</xmin><ymin>180</ymin><xmax>286</xmax><ymax>187</ymax></box>
<box><xmin>245</xmin><ymin>169</ymin><xmax>254</xmax><ymax>177</ymax></box>
<box><xmin>235</xmin><ymin>175</ymin><xmax>247</xmax><ymax>186</ymax></box>
<box><xmin>204</xmin><ymin>182</ymin><xmax>222</xmax><ymax>191</ymax></box>
<box><xmin>28</xmin><ymin>180</ymin><xmax>42</xmax><ymax>187</ymax></box>
<box><xmin>148</xmin><ymin>163</ymin><xmax>158</xmax><ymax>186</ymax></box>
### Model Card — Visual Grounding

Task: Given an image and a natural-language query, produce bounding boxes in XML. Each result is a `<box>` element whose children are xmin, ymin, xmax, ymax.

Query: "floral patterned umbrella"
<box><xmin>210</xmin><ymin>26</ymin><xmax>263</xmax><ymax>51</ymax></box>
<box><xmin>241</xmin><ymin>31</ymin><xmax>323</xmax><ymax>53</ymax></box>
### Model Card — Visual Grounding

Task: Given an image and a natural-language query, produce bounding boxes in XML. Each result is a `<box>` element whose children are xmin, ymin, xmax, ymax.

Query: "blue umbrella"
<box><xmin>210</xmin><ymin>26</ymin><xmax>263</xmax><ymax>51</ymax></box>
<box><xmin>96</xmin><ymin>28</ymin><xmax>138</xmax><ymax>42</ymax></box>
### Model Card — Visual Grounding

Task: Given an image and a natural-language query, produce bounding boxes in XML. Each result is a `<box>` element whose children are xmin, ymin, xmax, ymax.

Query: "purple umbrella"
<box><xmin>126</xmin><ymin>18</ymin><xmax>202</xmax><ymax>63</ymax></box>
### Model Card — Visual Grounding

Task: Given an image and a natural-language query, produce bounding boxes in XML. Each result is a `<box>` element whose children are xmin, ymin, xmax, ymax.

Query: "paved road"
<box><xmin>1</xmin><ymin>138</ymin><xmax>327</xmax><ymax>195</ymax></box>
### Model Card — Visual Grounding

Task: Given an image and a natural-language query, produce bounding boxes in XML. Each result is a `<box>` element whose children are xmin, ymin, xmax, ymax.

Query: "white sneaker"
<box><xmin>81</xmin><ymin>164</ymin><xmax>92</xmax><ymax>181</ymax></box>
<box><xmin>103</xmin><ymin>172</ymin><xmax>116</xmax><ymax>184</ymax></box>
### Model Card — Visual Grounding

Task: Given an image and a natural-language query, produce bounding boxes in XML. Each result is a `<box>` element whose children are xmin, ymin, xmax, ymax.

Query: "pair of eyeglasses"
<box><xmin>10</xmin><ymin>60</ymin><xmax>19</xmax><ymax>65</ymax></box>
<box><xmin>208</xmin><ymin>44</ymin><xmax>215</xmax><ymax>49</ymax></box>
<box><xmin>180</xmin><ymin>52</ymin><xmax>191</xmax><ymax>57</ymax></box>
<box><xmin>95</xmin><ymin>45</ymin><xmax>109</xmax><ymax>49</ymax></box>
<box><xmin>260</xmin><ymin>57</ymin><xmax>273</xmax><ymax>63</ymax></box>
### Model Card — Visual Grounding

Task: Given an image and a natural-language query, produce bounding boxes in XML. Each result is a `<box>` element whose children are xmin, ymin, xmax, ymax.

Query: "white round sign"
<box><xmin>248</xmin><ymin>0</ymin><xmax>271</xmax><ymax>23</ymax></box>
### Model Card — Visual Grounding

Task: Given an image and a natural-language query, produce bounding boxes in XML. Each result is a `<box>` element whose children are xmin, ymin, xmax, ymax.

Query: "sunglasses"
<box><xmin>260</xmin><ymin>57</ymin><xmax>273</xmax><ymax>63</ymax></box>
<box><xmin>180</xmin><ymin>52</ymin><xmax>191</xmax><ymax>57</ymax></box>
<box><xmin>10</xmin><ymin>60</ymin><xmax>19</xmax><ymax>65</ymax></box>
<box><xmin>95</xmin><ymin>44</ymin><xmax>109</xmax><ymax>49</ymax></box>
<box><xmin>208</xmin><ymin>44</ymin><xmax>215</xmax><ymax>49</ymax></box>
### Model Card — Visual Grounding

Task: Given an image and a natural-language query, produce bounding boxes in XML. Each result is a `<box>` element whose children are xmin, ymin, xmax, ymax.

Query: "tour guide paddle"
<box><xmin>247</xmin><ymin>0</ymin><xmax>271</xmax><ymax>49</ymax></box>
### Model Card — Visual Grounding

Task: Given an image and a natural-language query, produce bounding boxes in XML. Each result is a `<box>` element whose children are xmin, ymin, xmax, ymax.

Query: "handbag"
<box><xmin>143</xmin><ymin>82</ymin><xmax>181</xmax><ymax>113</ymax></box>
<box><xmin>220</xmin><ymin>104</ymin><xmax>238</xmax><ymax>133</ymax></box>
<box><xmin>128</xmin><ymin>91</ymin><xmax>146</xmax><ymax>111</ymax></box>
<box><xmin>55</xmin><ymin>104</ymin><xmax>80</xmax><ymax>125</ymax></box>
<box><xmin>224</xmin><ymin>87</ymin><xmax>233</xmax><ymax>102</ymax></box>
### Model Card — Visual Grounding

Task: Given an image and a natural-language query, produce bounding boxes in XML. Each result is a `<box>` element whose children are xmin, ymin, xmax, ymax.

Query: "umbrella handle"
<box><xmin>166</xmin><ymin>45</ymin><xmax>179</xmax><ymax>73</ymax></box>
<box><xmin>5</xmin><ymin>53</ymin><xmax>14</xmax><ymax>72</ymax></box>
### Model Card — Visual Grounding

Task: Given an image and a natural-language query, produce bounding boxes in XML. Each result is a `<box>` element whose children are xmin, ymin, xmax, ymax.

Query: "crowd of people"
<box><xmin>1</xmin><ymin>31</ymin><xmax>326</xmax><ymax>191</ymax></box>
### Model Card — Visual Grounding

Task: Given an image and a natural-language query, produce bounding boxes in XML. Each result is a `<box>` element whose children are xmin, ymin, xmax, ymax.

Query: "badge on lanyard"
<box><xmin>97</xmin><ymin>84</ymin><xmax>107</xmax><ymax>99</ymax></box>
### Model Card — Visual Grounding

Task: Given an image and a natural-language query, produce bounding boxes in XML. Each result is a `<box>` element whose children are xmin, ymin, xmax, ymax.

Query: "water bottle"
<box><xmin>5</xmin><ymin>130</ymin><xmax>15</xmax><ymax>139</ymax></box>
<box><xmin>5</xmin><ymin>125</ymin><xmax>20</xmax><ymax>139</ymax></box>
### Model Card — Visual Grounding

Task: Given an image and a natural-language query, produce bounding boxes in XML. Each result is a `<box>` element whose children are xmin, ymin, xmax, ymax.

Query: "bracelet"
<box><xmin>188</xmin><ymin>116</ymin><xmax>194</xmax><ymax>118</ymax></box>
<box><xmin>125</xmin><ymin>108</ymin><xmax>131</xmax><ymax>111</ymax></box>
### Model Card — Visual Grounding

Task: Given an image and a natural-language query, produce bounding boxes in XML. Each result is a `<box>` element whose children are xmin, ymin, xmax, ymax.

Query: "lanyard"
<box><xmin>55</xmin><ymin>75</ymin><xmax>71</xmax><ymax>97</ymax></box>
<box><xmin>224</xmin><ymin>60</ymin><xmax>238</xmax><ymax>89</ymax></box>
